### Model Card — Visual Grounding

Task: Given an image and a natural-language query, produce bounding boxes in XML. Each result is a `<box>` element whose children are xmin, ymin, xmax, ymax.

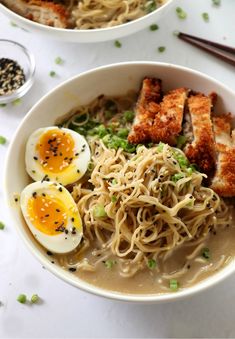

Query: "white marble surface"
<box><xmin>0</xmin><ymin>0</ymin><xmax>235</xmax><ymax>338</ymax></box>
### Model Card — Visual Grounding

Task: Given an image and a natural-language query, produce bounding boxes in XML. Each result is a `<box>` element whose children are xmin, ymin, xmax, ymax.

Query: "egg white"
<box><xmin>25</xmin><ymin>126</ymin><xmax>90</xmax><ymax>186</ymax></box>
<box><xmin>20</xmin><ymin>181</ymin><xmax>83</xmax><ymax>254</ymax></box>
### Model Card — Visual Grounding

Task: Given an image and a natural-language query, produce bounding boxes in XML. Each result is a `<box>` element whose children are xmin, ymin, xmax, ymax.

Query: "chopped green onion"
<box><xmin>171</xmin><ymin>173</ymin><xmax>184</xmax><ymax>182</ymax></box>
<box><xmin>55</xmin><ymin>57</ymin><xmax>63</xmax><ymax>65</ymax></box>
<box><xmin>0</xmin><ymin>222</ymin><xmax>5</xmax><ymax>230</ymax></box>
<box><xmin>87</xmin><ymin>162</ymin><xmax>94</xmax><ymax>172</ymax></box>
<box><xmin>176</xmin><ymin>135</ymin><xmax>187</xmax><ymax>149</ymax></box>
<box><xmin>173</xmin><ymin>30</ymin><xmax>180</xmax><ymax>37</ymax></box>
<box><xmin>149</xmin><ymin>24</ymin><xmax>159</xmax><ymax>31</ymax></box>
<box><xmin>49</xmin><ymin>71</ymin><xmax>56</xmax><ymax>77</ymax></box>
<box><xmin>117</xmin><ymin>128</ymin><xmax>129</xmax><ymax>139</ymax></box>
<box><xmin>112</xmin><ymin>179</ymin><xmax>117</xmax><ymax>185</ymax></box>
<box><xmin>145</xmin><ymin>0</ymin><xmax>157</xmax><ymax>13</ymax></box>
<box><xmin>202</xmin><ymin>247</ymin><xmax>210</xmax><ymax>260</ymax></box>
<box><xmin>17</xmin><ymin>294</ymin><xmax>27</xmax><ymax>304</ymax></box>
<box><xmin>170</xmin><ymin>279</ymin><xmax>179</xmax><ymax>291</ymax></box>
<box><xmin>114</xmin><ymin>40</ymin><xmax>122</xmax><ymax>48</ymax></box>
<box><xmin>104</xmin><ymin>260</ymin><xmax>116</xmax><ymax>269</ymax></box>
<box><xmin>157</xmin><ymin>142</ymin><xmax>165</xmax><ymax>152</ymax></box>
<box><xmin>0</xmin><ymin>136</ymin><xmax>7</xmax><ymax>145</ymax></box>
<box><xmin>0</xmin><ymin>103</ymin><xmax>7</xmax><ymax>107</ymax></box>
<box><xmin>31</xmin><ymin>294</ymin><xmax>39</xmax><ymax>303</ymax></box>
<box><xmin>202</xmin><ymin>12</ymin><xmax>209</xmax><ymax>22</ymax></box>
<box><xmin>111</xmin><ymin>195</ymin><xmax>117</xmax><ymax>203</ymax></box>
<box><xmin>10</xmin><ymin>21</ymin><xmax>18</xmax><ymax>27</ymax></box>
<box><xmin>187</xmin><ymin>164</ymin><xmax>198</xmax><ymax>174</ymax></box>
<box><xmin>174</xmin><ymin>153</ymin><xmax>189</xmax><ymax>168</ymax></box>
<box><xmin>12</xmin><ymin>98</ymin><xmax>22</xmax><ymax>106</ymax></box>
<box><xmin>158</xmin><ymin>46</ymin><xmax>166</xmax><ymax>53</ymax></box>
<box><xmin>147</xmin><ymin>259</ymin><xmax>157</xmax><ymax>269</ymax></box>
<box><xmin>176</xmin><ymin>7</ymin><xmax>187</xmax><ymax>19</ymax></box>
<box><xmin>123</xmin><ymin>110</ymin><xmax>135</xmax><ymax>122</ymax></box>
<box><xmin>93</xmin><ymin>204</ymin><xmax>107</xmax><ymax>218</ymax></box>
<box><xmin>212</xmin><ymin>0</ymin><xmax>220</xmax><ymax>6</ymax></box>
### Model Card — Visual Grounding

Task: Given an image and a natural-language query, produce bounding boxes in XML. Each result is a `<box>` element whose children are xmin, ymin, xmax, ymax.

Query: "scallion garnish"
<box><xmin>12</xmin><ymin>98</ymin><xmax>22</xmax><ymax>106</ymax></box>
<box><xmin>0</xmin><ymin>136</ymin><xmax>7</xmax><ymax>145</ymax></box>
<box><xmin>157</xmin><ymin>142</ymin><xmax>165</xmax><ymax>152</ymax></box>
<box><xmin>104</xmin><ymin>260</ymin><xmax>116</xmax><ymax>269</ymax></box>
<box><xmin>55</xmin><ymin>57</ymin><xmax>63</xmax><ymax>65</ymax></box>
<box><xmin>123</xmin><ymin>110</ymin><xmax>135</xmax><ymax>122</ymax></box>
<box><xmin>176</xmin><ymin>7</ymin><xmax>187</xmax><ymax>19</ymax></box>
<box><xmin>114</xmin><ymin>40</ymin><xmax>122</xmax><ymax>48</ymax></box>
<box><xmin>212</xmin><ymin>0</ymin><xmax>220</xmax><ymax>6</ymax></box>
<box><xmin>111</xmin><ymin>195</ymin><xmax>117</xmax><ymax>203</ymax></box>
<box><xmin>171</xmin><ymin>173</ymin><xmax>184</xmax><ymax>182</ymax></box>
<box><xmin>93</xmin><ymin>204</ymin><xmax>107</xmax><ymax>218</ymax></box>
<box><xmin>149</xmin><ymin>24</ymin><xmax>159</xmax><ymax>31</ymax></box>
<box><xmin>145</xmin><ymin>1</ymin><xmax>157</xmax><ymax>13</ymax></box>
<box><xmin>147</xmin><ymin>259</ymin><xmax>157</xmax><ymax>269</ymax></box>
<box><xmin>17</xmin><ymin>294</ymin><xmax>27</xmax><ymax>304</ymax></box>
<box><xmin>0</xmin><ymin>103</ymin><xmax>7</xmax><ymax>107</ymax></box>
<box><xmin>49</xmin><ymin>71</ymin><xmax>56</xmax><ymax>77</ymax></box>
<box><xmin>0</xmin><ymin>222</ymin><xmax>5</xmax><ymax>230</ymax></box>
<box><xmin>170</xmin><ymin>279</ymin><xmax>179</xmax><ymax>291</ymax></box>
<box><xmin>202</xmin><ymin>247</ymin><xmax>210</xmax><ymax>260</ymax></box>
<box><xmin>31</xmin><ymin>294</ymin><xmax>39</xmax><ymax>303</ymax></box>
<box><xmin>202</xmin><ymin>12</ymin><xmax>209</xmax><ymax>22</ymax></box>
<box><xmin>176</xmin><ymin>135</ymin><xmax>187</xmax><ymax>149</ymax></box>
<box><xmin>158</xmin><ymin>46</ymin><xmax>166</xmax><ymax>53</ymax></box>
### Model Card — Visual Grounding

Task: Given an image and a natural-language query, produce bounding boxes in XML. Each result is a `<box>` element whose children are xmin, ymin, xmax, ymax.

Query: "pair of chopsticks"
<box><xmin>177</xmin><ymin>32</ymin><xmax>235</xmax><ymax>67</ymax></box>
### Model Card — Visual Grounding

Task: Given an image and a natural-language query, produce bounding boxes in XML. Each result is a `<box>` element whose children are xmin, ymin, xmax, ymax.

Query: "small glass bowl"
<box><xmin>0</xmin><ymin>39</ymin><xmax>35</xmax><ymax>104</ymax></box>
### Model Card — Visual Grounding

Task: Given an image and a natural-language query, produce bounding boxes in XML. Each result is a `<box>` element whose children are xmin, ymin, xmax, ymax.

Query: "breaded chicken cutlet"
<box><xmin>210</xmin><ymin>114</ymin><xmax>235</xmax><ymax>197</ymax></box>
<box><xmin>2</xmin><ymin>0</ymin><xmax>70</xmax><ymax>28</ymax></box>
<box><xmin>183</xmin><ymin>93</ymin><xmax>216</xmax><ymax>177</ymax></box>
<box><xmin>128</xmin><ymin>77</ymin><xmax>188</xmax><ymax>145</ymax></box>
<box><xmin>128</xmin><ymin>77</ymin><xmax>162</xmax><ymax>144</ymax></box>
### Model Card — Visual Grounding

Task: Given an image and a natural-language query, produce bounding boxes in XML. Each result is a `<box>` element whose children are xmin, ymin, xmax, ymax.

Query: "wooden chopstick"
<box><xmin>177</xmin><ymin>32</ymin><xmax>235</xmax><ymax>67</ymax></box>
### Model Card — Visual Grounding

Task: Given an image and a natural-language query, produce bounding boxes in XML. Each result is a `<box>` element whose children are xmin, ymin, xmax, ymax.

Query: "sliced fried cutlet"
<box><xmin>210</xmin><ymin>114</ymin><xmax>235</xmax><ymax>197</ymax></box>
<box><xmin>2</xmin><ymin>0</ymin><xmax>69</xmax><ymax>28</ymax></box>
<box><xmin>184</xmin><ymin>93</ymin><xmax>216</xmax><ymax>176</ymax></box>
<box><xmin>150</xmin><ymin>87</ymin><xmax>189</xmax><ymax>145</ymax></box>
<box><xmin>128</xmin><ymin>77</ymin><xmax>162</xmax><ymax>144</ymax></box>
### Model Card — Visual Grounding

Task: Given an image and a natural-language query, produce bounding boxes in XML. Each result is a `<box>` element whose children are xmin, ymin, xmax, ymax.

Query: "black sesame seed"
<box><xmin>33</xmin><ymin>156</ymin><xmax>38</xmax><ymax>161</ymax></box>
<box><xmin>32</xmin><ymin>192</ymin><xmax>37</xmax><ymax>198</ymax></box>
<box><xmin>56</xmin><ymin>209</ymin><xmax>60</xmax><ymax>212</ymax></box>
<box><xmin>69</xmin><ymin>267</ymin><xmax>76</xmax><ymax>272</ymax></box>
<box><xmin>71</xmin><ymin>217</ymin><xmax>75</xmax><ymax>222</ymax></box>
<box><xmin>77</xmin><ymin>169</ymin><xmax>80</xmax><ymax>173</ymax></box>
<box><xmin>59</xmin><ymin>187</ymin><xmax>63</xmax><ymax>192</ymax></box>
<box><xmin>47</xmin><ymin>251</ymin><xmax>53</xmax><ymax>256</ymax></box>
<box><xmin>14</xmin><ymin>198</ymin><xmax>18</xmax><ymax>202</ymax></box>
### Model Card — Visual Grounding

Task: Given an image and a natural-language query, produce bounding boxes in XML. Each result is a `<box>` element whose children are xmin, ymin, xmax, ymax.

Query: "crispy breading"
<box><xmin>184</xmin><ymin>93</ymin><xmax>216</xmax><ymax>176</ymax></box>
<box><xmin>128</xmin><ymin>79</ymin><xmax>188</xmax><ymax>145</ymax></box>
<box><xmin>210</xmin><ymin>114</ymin><xmax>235</xmax><ymax>197</ymax></box>
<box><xmin>2</xmin><ymin>0</ymin><xmax>69</xmax><ymax>28</ymax></box>
<box><xmin>128</xmin><ymin>77</ymin><xmax>162</xmax><ymax>144</ymax></box>
<box><xmin>150</xmin><ymin>87</ymin><xmax>188</xmax><ymax>144</ymax></box>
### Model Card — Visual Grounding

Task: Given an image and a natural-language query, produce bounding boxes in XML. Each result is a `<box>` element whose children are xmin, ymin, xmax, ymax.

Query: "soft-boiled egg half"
<box><xmin>25</xmin><ymin>127</ymin><xmax>90</xmax><ymax>186</ymax></box>
<box><xmin>20</xmin><ymin>181</ymin><xmax>83</xmax><ymax>253</ymax></box>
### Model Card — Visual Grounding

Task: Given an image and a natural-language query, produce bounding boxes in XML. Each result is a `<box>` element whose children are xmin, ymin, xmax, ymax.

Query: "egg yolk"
<box><xmin>36</xmin><ymin>129</ymin><xmax>75</xmax><ymax>173</ymax></box>
<box><xmin>27</xmin><ymin>194</ymin><xmax>68</xmax><ymax>236</ymax></box>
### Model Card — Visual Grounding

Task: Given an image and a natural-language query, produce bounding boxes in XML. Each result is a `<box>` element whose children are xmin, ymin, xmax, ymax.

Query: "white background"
<box><xmin>1</xmin><ymin>0</ymin><xmax>235</xmax><ymax>337</ymax></box>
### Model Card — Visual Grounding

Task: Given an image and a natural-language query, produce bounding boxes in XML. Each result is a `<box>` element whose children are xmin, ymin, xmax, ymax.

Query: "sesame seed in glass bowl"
<box><xmin>0</xmin><ymin>39</ymin><xmax>35</xmax><ymax>104</ymax></box>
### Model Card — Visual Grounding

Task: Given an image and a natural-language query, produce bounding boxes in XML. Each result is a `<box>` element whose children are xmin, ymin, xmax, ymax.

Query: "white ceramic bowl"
<box><xmin>0</xmin><ymin>1</ymin><xmax>173</xmax><ymax>43</ymax></box>
<box><xmin>4</xmin><ymin>62</ymin><xmax>235</xmax><ymax>303</ymax></box>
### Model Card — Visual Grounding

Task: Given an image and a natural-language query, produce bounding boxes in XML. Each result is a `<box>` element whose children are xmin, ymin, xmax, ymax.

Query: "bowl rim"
<box><xmin>4</xmin><ymin>61</ymin><xmax>235</xmax><ymax>303</ymax></box>
<box><xmin>0</xmin><ymin>39</ymin><xmax>35</xmax><ymax>103</ymax></box>
<box><xmin>0</xmin><ymin>1</ymin><xmax>173</xmax><ymax>35</ymax></box>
